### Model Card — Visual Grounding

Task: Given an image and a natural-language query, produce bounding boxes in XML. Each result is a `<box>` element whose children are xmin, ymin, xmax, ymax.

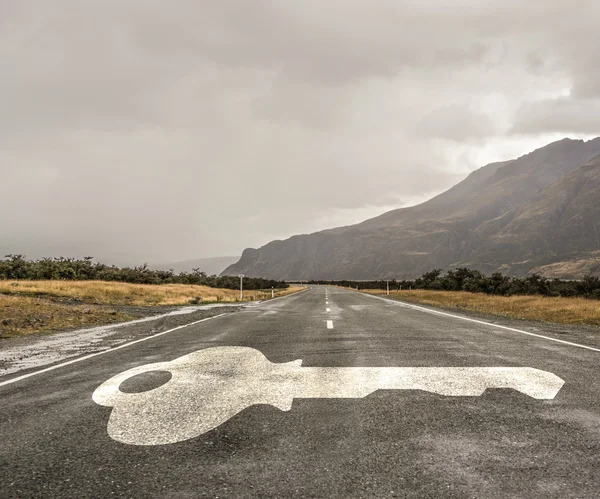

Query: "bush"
<box><xmin>0</xmin><ymin>255</ymin><xmax>289</xmax><ymax>291</ymax></box>
<box><xmin>301</xmin><ymin>268</ymin><xmax>600</xmax><ymax>300</ymax></box>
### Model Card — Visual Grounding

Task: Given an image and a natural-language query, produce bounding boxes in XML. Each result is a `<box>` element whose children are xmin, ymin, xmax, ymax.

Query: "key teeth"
<box><xmin>270</xmin><ymin>399</ymin><xmax>294</xmax><ymax>411</ymax></box>
<box><xmin>515</xmin><ymin>384</ymin><xmax>564</xmax><ymax>400</ymax></box>
<box><xmin>283</xmin><ymin>359</ymin><xmax>302</xmax><ymax>367</ymax></box>
<box><xmin>425</xmin><ymin>387</ymin><xmax>487</xmax><ymax>397</ymax></box>
<box><xmin>480</xmin><ymin>387</ymin><xmax>562</xmax><ymax>399</ymax></box>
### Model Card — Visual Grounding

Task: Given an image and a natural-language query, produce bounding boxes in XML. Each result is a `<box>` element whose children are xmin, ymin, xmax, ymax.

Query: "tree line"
<box><xmin>301</xmin><ymin>268</ymin><xmax>600</xmax><ymax>299</ymax></box>
<box><xmin>0</xmin><ymin>255</ymin><xmax>288</xmax><ymax>290</ymax></box>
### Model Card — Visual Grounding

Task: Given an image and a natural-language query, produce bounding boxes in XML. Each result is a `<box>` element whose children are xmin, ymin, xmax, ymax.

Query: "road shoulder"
<box><xmin>362</xmin><ymin>291</ymin><xmax>600</xmax><ymax>350</ymax></box>
<box><xmin>0</xmin><ymin>304</ymin><xmax>243</xmax><ymax>381</ymax></box>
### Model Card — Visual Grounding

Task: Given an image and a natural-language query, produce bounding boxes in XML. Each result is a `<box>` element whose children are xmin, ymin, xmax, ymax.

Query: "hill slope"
<box><xmin>224</xmin><ymin>138</ymin><xmax>600</xmax><ymax>279</ymax></box>
<box><xmin>477</xmin><ymin>154</ymin><xmax>600</xmax><ymax>276</ymax></box>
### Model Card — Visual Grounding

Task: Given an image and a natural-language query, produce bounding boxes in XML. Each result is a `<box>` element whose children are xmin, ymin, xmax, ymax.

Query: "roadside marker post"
<box><xmin>387</xmin><ymin>281</ymin><xmax>390</xmax><ymax>296</ymax></box>
<box><xmin>239</xmin><ymin>274</ymin><xmax>244</xmax><ymax>300</ymax></box>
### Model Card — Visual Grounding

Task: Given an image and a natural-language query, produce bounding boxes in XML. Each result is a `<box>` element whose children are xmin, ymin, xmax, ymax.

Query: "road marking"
<box><xmin>0</xmin><ymin>314</ymin><xmax>230</xmax><ymax>388</ymax></box>
<box><xmin>326</xmin><ymin>320</ymin><xmax>334</xmax><ymax>329</ymax></box>
<box><xmin>0</xmin><ymin>289</ymin><xmax>312</xmax><ymax>388</ymax></box>
<box><xmin>262</xmin><ymin>287</ymin><xmax>308</xmax><ymax>304</ymax></box>
<box><xmin>93</xmin><ymin>346</ymin><xmax>565</xmax><ymax>445</ymax></box>
<box><xmin>362</xmin><ymin>292</ymin><xmax>600</xmax><ymax>354</ymax></box>
<box><xmin>326</xmin><ymin>308</ymin><xmax>331</xmax><ymax>312</ymax></box>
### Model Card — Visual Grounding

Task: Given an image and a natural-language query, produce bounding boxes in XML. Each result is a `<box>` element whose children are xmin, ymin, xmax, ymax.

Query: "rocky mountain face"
<box><xmin>223</xmin><ymin>138</ymin><xmax>600</xmax><ymax>279</ymax></box>
<box><xmin>476</xmin><ymin>154</ymin><xmax>600</xmax><ymax>277</ymax></box>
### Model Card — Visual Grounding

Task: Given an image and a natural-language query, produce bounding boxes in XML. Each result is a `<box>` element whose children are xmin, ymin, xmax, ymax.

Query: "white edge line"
<box><xmin>256</xmin><ymin>287</ymin><xmax>308</xmax><ymax>305</ymax></box>
<box><xmin>0</xmin><ymin>288</ymin><xmax>308</xmax><ymax>388</ymax></box>
<box><xmin>0</xmin><ymin>287</ymin><xmax>309</xmax><ymax>388</ymax></box>
<box><xmin>0</xmin><ymin>313</ymin><xmax>230</xmax><ymax>388</ymax></box>
<box><xmin>360</xmin><ymin>291</ymin><xmax>600</xmax><ymax>353</ymax></box>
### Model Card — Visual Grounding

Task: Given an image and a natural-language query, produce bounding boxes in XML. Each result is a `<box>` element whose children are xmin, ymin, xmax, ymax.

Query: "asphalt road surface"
<box><xmin>1</xmin><ymin>286</ymin><xmax>599</xmax><ymax>498</ymax></box>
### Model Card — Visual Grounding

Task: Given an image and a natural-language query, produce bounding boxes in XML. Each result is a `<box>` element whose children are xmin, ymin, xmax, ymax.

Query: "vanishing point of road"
<box><xmin>1</xmin><ymin>287</ymin><xmax>599</xmax><ymax>498</ymax></box>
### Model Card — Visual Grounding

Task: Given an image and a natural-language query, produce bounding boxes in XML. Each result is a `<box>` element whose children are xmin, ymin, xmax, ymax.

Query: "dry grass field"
<box><xmin>0</xmin><ymin>280</ymin><xmax>303</xmax><ymax>306</ymax></box>
<box><xmin>0</xmin><ymin>281</ymin><xmax>303</xmax><ymax>337</ymax></box>
<box><xmin>363</xmin><ymin>289</ymin><xmax>600</xmax><ymax>326</ymax></box>
<box><xmin>0</xmin><ymin>294</ymin><xmax>133</xmax><ymax>338</ymax></box>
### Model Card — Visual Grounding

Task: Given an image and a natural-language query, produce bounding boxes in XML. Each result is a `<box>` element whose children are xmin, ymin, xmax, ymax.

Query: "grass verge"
<box><xmin>0</xmin><ymin>294</ymin><xmax>133</xmax><ymax>338</ymax></box>
<box><xmin>0</xmin><ymin>281</ymin><xmax>304</xmax><ymax>337</ymax></box>
<box><xmin>362</xmin><ymin>289</ymin><xmax>600</xmax><ymax>326</ymax></box>
<box><xmin>0</xmin><ymin>280</ymin><xmax>303</xmax><ymax>306</ymax></box>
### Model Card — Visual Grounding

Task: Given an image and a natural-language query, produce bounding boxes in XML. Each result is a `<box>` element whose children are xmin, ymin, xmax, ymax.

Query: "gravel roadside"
<box><xmin>0</xmin><ymin>304</ymin><xmax>246</xmax><ymax>379</ymax></box>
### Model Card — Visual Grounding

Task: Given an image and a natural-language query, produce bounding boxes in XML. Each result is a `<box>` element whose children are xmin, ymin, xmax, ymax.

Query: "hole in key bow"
<box><xmin>119</xmin><ymin>370</ymin><xmax>172</xmax><ymax>394</ymax></box>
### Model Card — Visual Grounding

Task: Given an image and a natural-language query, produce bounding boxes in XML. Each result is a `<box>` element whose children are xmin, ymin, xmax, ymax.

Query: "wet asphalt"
<box><xmin>1</xmin><ymin>286</ymin><xmax>599</xmax><ymax>498</ymax></box>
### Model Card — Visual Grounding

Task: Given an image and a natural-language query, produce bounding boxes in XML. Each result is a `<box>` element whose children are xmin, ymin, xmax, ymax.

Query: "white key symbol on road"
<box><xmin>93</xmin><ymin>346</ymin><xmax>564</xmax><ymax>445</ymax></box>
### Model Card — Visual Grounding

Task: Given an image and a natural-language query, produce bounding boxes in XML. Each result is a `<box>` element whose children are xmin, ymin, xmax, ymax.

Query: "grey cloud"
<box><xmin>415</xmin><ymin>105</ymin><xmax>498</xmax><ymax>142</ymax></box>
<box><xmin>1</xmin><ymin>1</ymin><xmax>599</xmax><ymax>263</ymax></box>
<box><xmin>512</xmin><ymin>97</ymin><xmax>600</xmax><ymax>135</ymax></box>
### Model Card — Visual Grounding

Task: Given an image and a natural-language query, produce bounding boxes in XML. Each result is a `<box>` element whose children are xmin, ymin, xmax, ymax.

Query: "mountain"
<box><xmin>478</xmin><ymin>154</ymin><xmax>600</xmax><ymax>277</ymax></box>
<box><xmin>151</xmin><ymin>256</ymin><xmax>239</xmax><ymax>275</ymax></box>
<box><xmin>223</xmin><ymin>138</ymin><xmax>600</xmax><ymax>280</ymax></box>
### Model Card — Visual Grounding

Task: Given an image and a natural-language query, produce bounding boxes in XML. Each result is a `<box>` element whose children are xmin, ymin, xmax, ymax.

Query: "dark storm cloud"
<box><xmin>1</xmin><ymin>1</ymin><xmax>598</xmax><ymax>263</ymax></box>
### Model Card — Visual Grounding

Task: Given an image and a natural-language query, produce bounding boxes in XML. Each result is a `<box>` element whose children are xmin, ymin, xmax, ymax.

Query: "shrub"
<box><xmin>0</xmin><ymin>255</ymin><xmax>289</xmax><ymax>291</ymax></box>
<box><xmin>303</xmin><ymin>268</ymin><xmax>600</xmax><ymax>300</ymax></box>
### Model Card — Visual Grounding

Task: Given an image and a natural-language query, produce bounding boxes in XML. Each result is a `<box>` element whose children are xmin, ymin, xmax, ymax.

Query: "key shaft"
<box><xmin>284</xmin><ymin>366</ymin><xmax>564</xmax><ymax>400</ymax></box>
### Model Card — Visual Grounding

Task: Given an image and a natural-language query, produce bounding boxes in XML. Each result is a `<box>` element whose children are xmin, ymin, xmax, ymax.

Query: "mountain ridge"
<box><xmin>223</xmin><ymin>138</ymin><xmax>600</xmax><ymax>279</ymax></box>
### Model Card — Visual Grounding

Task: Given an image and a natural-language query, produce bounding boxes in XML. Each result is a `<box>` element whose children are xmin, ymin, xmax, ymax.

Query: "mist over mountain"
<box><xmin>224</xmin><ymin>138</ymin><xmax>600</xmax><ymax>280</ymax></box>
<box><xmin>151</xmin><ymin>256</ymin><xmax>239</xmax><ymax>275</ymax></box>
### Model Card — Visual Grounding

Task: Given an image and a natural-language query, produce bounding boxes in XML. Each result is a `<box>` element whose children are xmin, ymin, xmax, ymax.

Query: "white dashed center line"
<box><xmin>326</xmin><ymin>308</ymin><xmax>331</xmax><ymax>312</ymax></box>
<box><xmin>326</xmin><ymin>320</ymin><xmax>334</xmax><ymax>329</ymax></box>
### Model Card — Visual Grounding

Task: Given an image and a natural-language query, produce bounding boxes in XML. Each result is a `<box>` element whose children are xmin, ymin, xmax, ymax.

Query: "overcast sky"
<box><xmin>1</xmin><ymin>1</ymin><xmax>599</xmax><ymax>264</ymax></box>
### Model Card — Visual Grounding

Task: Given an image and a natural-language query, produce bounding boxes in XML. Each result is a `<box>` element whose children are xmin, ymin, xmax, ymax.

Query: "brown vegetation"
<box><xmin>530</xmin><ymin>251</ymin><xmax>600</xmax><ymax>279</ymax></box>
<box><xmin>0</xmin><ymin>280</ymin><xmax>303</xmax><ymax>306</ymax></box>
<box><xmin>0</xmin><ymin>294</ymin><xmax>133</xmax><ymax>338</ymax></box>
<box><xmin>363</xmin><ymin>289</ymin><xmax>600</xmax><ymax>326</ymax></box>
<box><xmin>0</xmin><ymin>281</ymin><xmax>304</xmax><ymax>337</ymax></box>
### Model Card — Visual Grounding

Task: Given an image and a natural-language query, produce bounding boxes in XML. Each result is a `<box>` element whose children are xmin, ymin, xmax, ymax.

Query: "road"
<box><xmin>1</xmin><ymin>286</ymin><xmax>599</xmax><ymax>498</ymax></box>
